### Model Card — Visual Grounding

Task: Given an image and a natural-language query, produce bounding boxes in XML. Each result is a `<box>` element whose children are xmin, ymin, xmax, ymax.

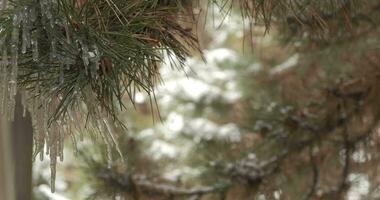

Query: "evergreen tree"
<box><xmin>0</xmin><ymin>0</ymin><xmax>379</xmax><ymax>199</ymax></box>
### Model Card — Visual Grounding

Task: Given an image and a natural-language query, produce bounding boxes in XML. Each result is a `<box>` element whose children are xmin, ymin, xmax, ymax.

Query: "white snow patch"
<box><xmin>158</xmin><ymin>112</ymin><xmax>184</xmax><ymax>140</ymax></box>
<box><xmin>38</xmin><ymin>185</ymin><xmax>69</xmax><ymax>200</ymax></box>
<box><xmin>184</xmin><ymin>118</ymin><xmax>241</xmax><ymax>142</ymax></box>
<box><xmin>352</xmin><ymin>149</ymin><xmax>371</xmax><ymax>163</ymax></box>
<box><xmin>204</xmin><ymin>48</ymin><xmax>238</xmax><ymax>64</ymax></box>
<box><xmin>347</xmin><ymin>173</ymin><xmax>370</xmax><ymax>200</ymax></box>
<box><xmin>218</xmin><ymin>123</ymin><xmax>242</xmax><ymax>142</ymax></box>
<box><xmin>149</xmin><ymin>140</ymin><xmax>178</xmax><ymax>160</ymax></box>
<box><xmin>134</xmin><ymin>92</ymin><xmax>146</xmax><ymax>104</ymax></box>
<box><xmin>162</xmin><ymin>167</ymin><xmax>202</xmax><ymax>182</ymax></box>
<box><xmin>270</xmin><ymin>54</ymin><xmax>299</xmax><ymax>75</ymax></box>
<box><xmin>137</xmin><ymin>128</ymin><xmax>155</xmax><ymax>139</ymax></box>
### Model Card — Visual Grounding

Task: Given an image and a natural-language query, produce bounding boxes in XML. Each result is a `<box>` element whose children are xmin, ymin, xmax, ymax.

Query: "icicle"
<box><xmin>70</xmin><ymin>133</ymin><xmax>78</xmax><ymax>156</ymax></box>
<box><xmin>21</xmin><ymin>91</ymin><xmax>27</xmax><ymax>117</ymax></box>
<box><xmin>39</xmin><ymin>147</ymin><xmax>44</xmax><ymax>161</ymax></box>
<box><xmin>29</xmin><ymin>7</ymin><xmax>38</xmax><ymax>23</ymax></box>
<box><xmin>31</xmin><ymin>99</ymin><xmax>45</xmax><ymax>162</ymax></box>
<box><xmin>40</xmin><ymin>0</ymin><xmax>53</xmax><ymax>21</ymax></box>
<box><xmin>97</xmin><ymin>119</ymin><xmax>113</xmax><ymax>168</ymax></box>
<box><xmin>38</xmin><ymin>99</ymin><xmax>47</xmax><ymax>161</ymax></box>
<box><xmin>30</xmin><ymin>96</ymin><xmax>38</xmax><ymax>161</ymax></box>
<box><xmin>55</xmin><ymin>120</ymin><xmax>64</xmax><ymax>162</ymax></box>
<box><xmin>79</xmin><ymin>123</ymin><xmax>84</xmax><ymax>142</ymax></box>
<box><xmin>8</xmin><ymin>13</ymin><xmax>21</xmax><ymax>121</ymax></box>
<box><xmin>21</xmin><ymin>7</ymin><xmax>31</xmax><ymax>54</ymax></box>
<box><xmin>31</xmin><ymin>31</ymin><xmax>39</xmax><ymax>61</ymax></box>
<box><xmin>90</xmin><ymin>45</ymin><xmax>101</xmax><ymax>77</ymax></box>
<box><xmin>103</xmin><ymin>118</ymin><xmax>125</xmax><ymax>162</ymax></box>
<box><xmin>59</xmin><ymin>63</ymin><xmax>64</xmax><ymax>85</ymax></box>
<box><xmin>50</xmin><ymin>156</ymin><xmax>57</xmax><ymax>193</ymax></box>
<box><xmin>49</xmin><ymin>127</ymin><xmax>58</xmax><ymax>193</ymax></box>
<box><xmin>59</xmin><ymin>125</ymin><xmax>64</xmax><ymax>162</ymax></box>
<box><xmin>63</xmin><ymin>19</ymin><xmax>71</xmax><ymax>44</ymax></box>
<box><xmin>50</xmin><ymin>39</ymin><xmax>57</xmax><ymax>60</ymax></box>
<box><xmin>43</xmin><ymin>101</ymin><xmax>49</xmax><ymax>135</ymax></box>
<box><xmin>0</xmin><ymin>48</ymin><xmax>8</xmax><ymax>113</ymax></box>
<box><xmin>32</xmin><ymin>105</ymin><xmax>48</xmax><ymax>161</ymax></box>
<box><xmin>79</xmin><ymin>40</ymin><xmax>90</xmax><ymax>75</ymax></box>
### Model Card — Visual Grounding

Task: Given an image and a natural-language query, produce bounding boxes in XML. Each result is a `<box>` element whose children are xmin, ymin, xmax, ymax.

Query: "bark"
<box><xmin>0</xmin><ymin>94</ymin><xmax>33</xmax><ymax>200</ymax></box>
<box><xmin>0</xmin><ymin>109</ymin><xmax>15</xmax><ymax>200</ymax></box>
<box><xmin>11</xmin><ymin>94</ymin><xmax>34</xmax><ymax>200</ymax></box>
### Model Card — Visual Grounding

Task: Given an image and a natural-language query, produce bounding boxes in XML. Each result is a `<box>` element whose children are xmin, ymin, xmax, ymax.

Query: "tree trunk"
<box><xmin>0</xmin><ymin>94</ymin><xmax>33</xmax><ymax>200</ymax></box>
<box><xmin>0</xmin><ymin>109</ymin><xmax>15</xmax><ymax>200</ymax></box>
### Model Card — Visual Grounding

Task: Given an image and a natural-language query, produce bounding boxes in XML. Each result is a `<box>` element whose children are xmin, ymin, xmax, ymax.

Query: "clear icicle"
<box><xmin>32</xmin><ymin>96</ymin><xmax>47</xmax><ymax>161</ymax></box>
<box><xmin>21</xmin><ymin>91</ymin><xmax>27</xmax><ymax>117</ymax></box>
<box><xmin>104</xmin><ymin>137</ymin><xmax>113</xmax><ymax>169</ymax></box>
<box><xmin>79</xmin><ymin>40</ymin><xmax>90</xmax><ymax>75</ymax></box>
<box><xmin>63</xmin><ymin>19</ymin><xmax>70</xmax><ymax>44</ymax></box>
<box><xmin>31</xmin><ymin>31</ymin><xmax>39</xmax><ymax>61</ymax></box>
<box><xmin>55</xmin><ymin>120</ymin><xmax>64</xmax><ymax>162</ymax></box>
<box><xmin>98</xmin><ymin>119</ymin><xmax>113</xmax><ymax>168</ymax></box>
<box><xmin>29</xmin><ymin>7</ymin><xmax>38</xmax><ymax>23</ymax></box>
<box><xmin>0</xmin><ymin>48</ymin><xmax>8</xmax><ymax>113</ymax></box>
<box><xmin>8</xmin><ymin>13</ymin><xmax>21</xmax><ymax>121</ymax></box>
<box><xmin>50</xmin><ymin>155</ymin><xmax>57</xmax><ymax>193</ymax></box>
<box><xmin>50</xmin><ymin>39</ymin><xmax>57</xmax><ymax>60</ymax></box>
<box><xmin>39</xmin><ymin>146</ymin><xmax>44</xmax><ymax>161</ymax></box>
<box><xmin>21</xmin><ymin>28</ymin><xmax>28</xmax><ymax>54</ymax></box>
<box><xmin>91</xmin><ymin>45</ymin><xmax>101</xmax><ymax>77</ymax></box>
<box><xmin>40</xmin><ymin>0</ymin><xmax>53</xmax><ymax>21</ymax></box>
<box><xmin>21</xmin><ymin>7</ymin><xmax>31</xmax><ymax>54</ymax></box>
<box><xmin>59</xmin><ymin>63</ymin><xmax>64</xmax><ymax>85</ymax></box>
<box><xmin>70</xmin><ymin>133</ymin><xmax>78</xmax><ymax>156</ymax></box>
<box><xmin>59</xmin><ymin>126</ymin><xmax>64</xmax><ymax>161</ymax></box>
<box><xmin>49</xmin><ymin>126</ymin><xmax>58</xmax><ymax>193</ymax></box>
<box><xmin>30</xmin><ymin>99</ymin><xmax>45</xmax><ymax>161</ymax></box>
<box><xmin>103</xmin><ymin>118</ymin><xmax>125</xmax><ymax>162</ymax></box>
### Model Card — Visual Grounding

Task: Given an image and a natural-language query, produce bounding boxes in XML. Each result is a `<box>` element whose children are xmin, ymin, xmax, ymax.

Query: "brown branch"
<box><xmin>96</xmin><ymin>168</ymin><xmax>228</xmax><ymax>197</ymax></box>
<box><xmin>135</xmin><ymin>179</ymin><xmax>227</xmax><ymax>196</ymax></box>
<box><xmin>305</xmin><ymin>147</ymin><xmax>319</xmax><ymax>200</ymax></box>
<box><xmin>335</xmin><ymin>97</ymin><xmax>354</xmax><ymax>197</ymax></box>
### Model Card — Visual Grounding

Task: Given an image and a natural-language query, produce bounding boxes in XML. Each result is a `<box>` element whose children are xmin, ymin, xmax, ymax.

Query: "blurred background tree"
<box><xmin>0</xmin><ymin>0</ymin><xmax>379</xmax><ymax>199</ymax></box>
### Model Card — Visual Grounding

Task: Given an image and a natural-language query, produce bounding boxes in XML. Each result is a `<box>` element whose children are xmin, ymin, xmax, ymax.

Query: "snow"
<box><xmin>38</xmin><ymin>185</ymin><xmax>69</xmax><ymax>200</ymax></box>
<box><xmin>352</xmin><ymin>149</ymin><xmax>371</xmax><ymax>163</ymax></box>
<box><xmin>157</xmin><ymin>48</ymin><xmax>242</xmax><ymax>107</ymax></box>
<box><xmin>162</xmin><ymin>167</ymin><xmax>202</xmax><ymax>182</ymax></box>
<box><xmin>204</xmin><ymin>48</ymin><xmax>238</xmax><ymax>64</ymax></box>
<box><xmin>184</xmin><ymin>118</ymin><xmax>220</xmax><ymax>142</ymax></box>
<box><xmin>137</xmin><ymin>128</ymin><xmax>155</xmax><ymax>139</ymax></box>
<box><xmin>148</xmin><ymin>140</ymin><xmax>179</xmax><ymax>160</ymax></box>
<box><xmin>134</xmin><ymin>92</ymin><xmax>146</xmax><ymax>104</ymax></box>
<box><xmin>270</xmin><ymin>54</ymin><xmax>299</xmax><ymax>75</ymax></box>
<box><xmin>248</xmin><ymin>63</ymin><xmax>261</xmax><ymax>73</ymax></box>
<box><xmin>347</xmin><ymin>173</ymin><xmax>370</xmax><ymax>200</ymax></box>
<box><xmin>218</xmin><ymin>123</ymin><xmax>241</xmax><ymax>142</ymax></box>
<box><xmin>183</xmin><ymin>118</ymin><xmax>241</xmax><ymax>143</ymax></box>
<box><xmin>165</xmin><ymin>112</ymin><xmax>184</xmax><ymax>133</ymax></box>
<box><xmin>160</xmin><ymin>77</ymin><xmax>221</xmax><ymax>102</ymax></box>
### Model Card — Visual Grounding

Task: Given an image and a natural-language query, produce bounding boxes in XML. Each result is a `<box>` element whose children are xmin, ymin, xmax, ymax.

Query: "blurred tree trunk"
<box><xmin>0</xmin><ymin>109</ymin><xmax>15</xmax><ymax>200</ymax></box>
<box><xmin>0</xmin><ymin>94</ymin><xmax>33</xmax><ymax>200</ymax></box>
